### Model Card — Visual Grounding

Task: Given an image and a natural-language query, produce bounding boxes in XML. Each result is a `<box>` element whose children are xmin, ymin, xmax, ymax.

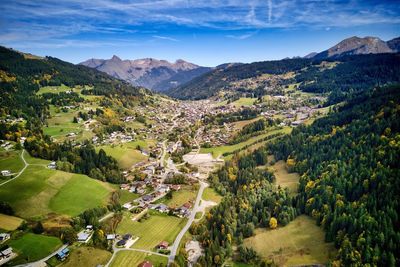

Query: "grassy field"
<box><xmin>117</xmin><ymin>189</ymin><xmax>140</xmax><ymax>204</ymax></box>
<box><xmin>163</xmin><ymin>186</ymin><xmax>197</xmax><ymax>208</ymax></box>
<box><xmin>270</xmin><ymin>160</ymin><xmax>300</xmax><ymax>194</ymax></box>
<box><xmin>0</xmin><ymin>165</ymin><xmax>113</xmax><ymax>218</ymax></box>
<box><xmin>244</xmin><ymin>215</ymin><xmax>336</xmax><ymax>266</ymax></box>
<box><xmin>110</xmin><ymin>250</ymin><xmax>167</xmax><ymax>267</ymax></box>
<box><xmin>116</xmin><ymin>213</ymin><xmax>186</xmax><ymax>250</ymax></box>
<box><xmin>96</xmin><ymin>140</ymin><xmax>154</xmax><ymax>169</ymax></box>
<box><xmin>202</xmin><ymin>187</ymin><xmax>223</xmax><ymax>204</ymax></box>
<box><xmin>23</xmin><ymin>152</ymin><xmax>52</xmax><ymax>165</ymax></box>
<box><xmin>230</xmin><ymin>116</ymin><xmax>263</xmax><ymax>132</ymax></box>
<box><xmin>0</xmin><ymin>150</ymin><xmax>23</xmax><ymax>173</ymax></box>
<box><xmin>9</xmin><ymin>233</ymin><xmax>62</xmax><ymax>264</ymax></box>
<box><xmin>0</xmin><ymin>213</ymin><xmax>23</xmax><ymax>231</ymax></box>
<box><xmin>37</xmin><ymin>84</ymin><xmax>73</xmax><ymax>95</ymax></box>
<box><xmin>218</xmin><ymin>97</ymin><xmax>257</xmax><ymax>107</ymax></box>
<box><xmin>60</xmin><ymin>246</ymin><xmax>112</xmax><ymax>267</ymax></box>
<box><xmin>200</xmin><ymin>127</ymin><xmax>291</xmax><ymax>158</ymax></box>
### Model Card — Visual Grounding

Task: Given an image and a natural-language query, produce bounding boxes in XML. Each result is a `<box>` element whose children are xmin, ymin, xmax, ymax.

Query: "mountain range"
<box><xmin>80</xmin><ymin>35</ymin><xmax>399</xmax><ymax>96</ymax></box>
<box><xmin>79</xmin><ymin>56</ymin><xmax>211</xmax><ymax>92</ymax></box>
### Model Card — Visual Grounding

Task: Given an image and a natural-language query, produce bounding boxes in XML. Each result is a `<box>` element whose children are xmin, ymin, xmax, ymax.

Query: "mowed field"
<box><xmin>0</xmin><ymin>165</ymin><xmax>113</xmax><ymax>218</ymax></box>
<box><xmin>60</xmin><ymin>247</ymin><xmax>112</xmax><ymax>267</ymax></box>
<box><xmin>96</xmin><ymin>140</ymin><xmax>155</xmax><ymax>169</ymax></box>
<box><xmin>0</xmin><ymin>213</ymin><xmax>23</xmax><ymax>231</ymax></box>
<box><xmin>0</xmin><ymin>150</ymin><xmax>23</xmax><ymax>173</ymax></box>
<box><xmin>270</xmin><ymin>160</ymin><xmax>300</xmax><ymax>194</ymax></box>
<box><xmin>200</xmin><ymin>127</ymin><xmax>291</xmax><ymax>158</ymax></box>
<box><xmin>116</xmin><ymin>213</ymin><xmax>186</xmax><ymax>250</ymax></box>
<box><xmin>110</xmin><ymin>250</ymin><xmax>167</xmax><ymax>267</ymax></box>
<box><xmin>9</xmin><ymin>233</ymin><xmax>62</xmax><ymax>264</ymax></box>
<box><xmin>244</xmin><ymin>215</ymin><xmax>337</xmax><ymax>266</ymax></box>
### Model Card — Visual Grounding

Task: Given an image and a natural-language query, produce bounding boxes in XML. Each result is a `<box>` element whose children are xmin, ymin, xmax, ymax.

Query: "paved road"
<box><xmin>168</xmin><ymin>180</ymin><xmax>208</xmax><ymax>265</ymax></box>
<box><xmin>0</xmin><ymin>149</ymin><xmax>29</xmax><ymax>187</ymax></box>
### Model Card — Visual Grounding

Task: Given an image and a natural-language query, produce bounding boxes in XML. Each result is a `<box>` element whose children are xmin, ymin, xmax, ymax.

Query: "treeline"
<box><xmin>229</xmin><ymin>118</ymin><xmax>275</xmax><ymax>144</ymax></box>
<box><xmin>24</xmin><ymin>138</ymin><xmax>124</xmax><ymax>183</ymax></box>
<box><xmin>268</xmin><ymin>85</ymin><xmax>400</xmax><ymax>266</ymax></box>
<box><xmin>190</xmin><ymin>147</ymin><xmax>297</xmax><ymax>266</ymax></box>
<box><xmin>296</xmin><ymin>53</ymin><xmax>400</xmax><ymax>104</ymax></box>
<box><xmin>203</xmin><ymin>108</ymin><xmax>258</xmax><ymax>125</ymax></box>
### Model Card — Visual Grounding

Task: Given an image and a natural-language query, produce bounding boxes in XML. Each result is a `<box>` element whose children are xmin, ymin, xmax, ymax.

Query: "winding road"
<box><xmin>168</xmin><ymin>180</ymin><xmax>208</xmax><ymax>265</ymax></box>
<box><xmin>0</xmin><ymin>149</ymin><xmax>29</xmax><ymax>187</ymax></box>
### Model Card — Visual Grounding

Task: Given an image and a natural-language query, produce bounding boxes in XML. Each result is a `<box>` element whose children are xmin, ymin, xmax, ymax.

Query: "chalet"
<box><xmin>120</xmin><ymin>184</ymin><xmax>130</xmax><ymax>190</ymax></box>
<box><xmin>106</xmin><ymin>234</ymin><xmax>116</xmax><ymax>240</ymax></box>
<box><xmin>47</xmin><ymin>161</ymin><xmax>56</xmax><ymax>169</ymax></box>
<box><xmin>0</xmin><ymin>246</ymin><xmax>13</xmax><ymax>259</ymax></box>
<box><xmin>153</xmin><ymin>204</ymin><xmax>169</xmax><ymax>213</ymax></box>
<box><xmin>1</xmin><ymin>170</ymin><xmax>11</xmax><ymax>177</ymax></box>
<box><xmin>169</xmin><ymin>185</ymin><xmax>181</xmax><ymax>191</ymax></box>
<box><xmin>0</xmin><ymin>233</ymin><xmax>10</xmax><ymax>242</ymax></box>
<box><xmin>138</xmin><ymin>260</ymin><xmax>153</xmax><ymax>267</ymax></box>
<box><xmin>56</xmin><ymin>248</ymin><xmax>70</xmax><ymax>261</ymax></box>
<box><xmin>116</xmin><ymin>239</ymin><xmax>126</xmax><ymax>247</ymax></box>
<box><xmin>156</xmin><ymin>241</ymin><xmax>169</xmax><ymax>249</ymax></box>
<box><xmin>122</xmin><ymin>203</ymin><xmax>133</xmax><ymax>209</ymax></box>
<box><xmin>142</xmin><ymin>195</ymin><xmax>153</xmax><ymax>202</ymax></box>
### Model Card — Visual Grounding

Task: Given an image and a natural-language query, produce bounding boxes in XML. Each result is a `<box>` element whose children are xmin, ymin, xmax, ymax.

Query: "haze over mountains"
<box><xmin>79</xmin><ymin>56</ymin><xmax>211</xmax><ymax>92</ymax></box>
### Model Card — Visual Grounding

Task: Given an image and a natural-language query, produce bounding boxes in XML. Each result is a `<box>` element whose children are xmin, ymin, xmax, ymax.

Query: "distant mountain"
<box><xmin>313</xmin><ymin>36</ymin><xmax>399</xmax><ymax>59</ymax></box>
<box><xmin>80</xmin><ymin>56</ymin><xmax>212</xmax><ymax>91</ymax></box>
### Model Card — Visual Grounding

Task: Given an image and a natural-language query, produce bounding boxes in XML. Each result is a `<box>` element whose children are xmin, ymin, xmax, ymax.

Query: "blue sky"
<box><xmin>1</xmin><ymin>0</ymin><xmax>399</xmax><ymax>66</ymax></box>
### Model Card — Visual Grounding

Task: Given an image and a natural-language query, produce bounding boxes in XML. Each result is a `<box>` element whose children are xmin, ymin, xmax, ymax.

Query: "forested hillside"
<box><xmin>268</xmin><ymin>85</ymin><xmax>400</xmax><ymax>266</ymax></box>
<box><xmin>167</xmin><ymin>53</ymin><xmax>400</xmax><ymax>103</ymax></box>
<box><xmin>190</xmin><ymin>85</ymin><xmax>400</xmax><ymax>266</ymax></box>
<box><xmin>0</xmin><ymin>46</ymin><xmax>149</xmax><ymax>183</ymax></box>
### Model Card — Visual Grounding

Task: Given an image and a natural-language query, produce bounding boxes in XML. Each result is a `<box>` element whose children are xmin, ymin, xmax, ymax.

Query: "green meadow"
<box><xmin>244</xmin><ymin>215</ymin><xmax>336</xmax><ymax>266</ymax></box>
<box><xmin>0</xmin><ymin>165</ymin><xmax>113</xmax><ymax>218</ymax></box>
<box><xmin>116</xmin><ymin>212</ymin><xmax>186</xmax><ymax>250</ymax></box>
<box><xmin>9</xmin><ymin>233</ymin><xmax>62</xmax><ymax>264</ymax></box>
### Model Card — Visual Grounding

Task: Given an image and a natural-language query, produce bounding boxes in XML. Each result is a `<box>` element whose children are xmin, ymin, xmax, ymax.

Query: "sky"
<box><xmin>0</xmin><ymin>0</ymin><xmax>399</xmax><ymax>66</ymax></box>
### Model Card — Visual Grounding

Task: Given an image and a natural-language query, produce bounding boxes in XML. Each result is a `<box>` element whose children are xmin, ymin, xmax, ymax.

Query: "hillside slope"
<box><xmin>268</xmin><ymin>84</ymin><xmax>400</xmax><ymax>266</ymax></box>
<box><xmin>166</xmin><ymin>53</ymin><xmax>400</xmax><ymax>101</ymax></box>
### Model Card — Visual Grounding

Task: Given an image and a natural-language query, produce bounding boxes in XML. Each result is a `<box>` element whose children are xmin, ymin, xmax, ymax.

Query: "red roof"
<box><xmin>138</xmin><ymin>261</ymin><xmax>153</xmax><ymax>267</ymax></box>
<box><xmin>157</xmin><ymin>241</ymin><xmax>169</xmax><ymax>248</ymax></box>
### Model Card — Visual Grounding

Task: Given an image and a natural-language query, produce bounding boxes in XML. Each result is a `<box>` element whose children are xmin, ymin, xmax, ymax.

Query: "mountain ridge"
<box><xmin>312</xmin><ymin>36</ymin><xmax>399</xmax><ymax>59</ymax></box>
<box><xmin>79</xmin><ymin>56</ymin><xmax>211</xmax><ymax>91</ymax></box>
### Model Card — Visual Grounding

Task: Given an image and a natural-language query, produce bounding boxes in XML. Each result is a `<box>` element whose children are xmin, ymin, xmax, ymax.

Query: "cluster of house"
<box><xmin>197</xmin><ymin>124</ymin><xmax>233</xmax><ymax>146</ymax></box>
<box><xmin>0</xmin><ymin>141</ymin><xmax>14</xmax><ymax>151</ymax></box>
<box><xmin>0</xmin><ymin>117</ymin><xmax>24</xmax><ymax>125</ymax></box>
<box><xmin>0</xmin><ymin>233</ymin><xmax>10</xmax><ymax>243</ymax></box>
<box><xmin>93</xmin><ymin>131</ymin><xmax>135</xmax><ymax>145</ymax></box>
